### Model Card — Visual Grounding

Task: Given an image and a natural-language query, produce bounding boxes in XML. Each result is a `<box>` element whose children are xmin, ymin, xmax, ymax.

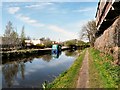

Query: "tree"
<box><xmin>20</xmin><ymin>26</ymin><xmax>26</xmax><ymax>47</ymax></box>
<box><xmin>77</xmin><ymin>40</ymin><xmax>87</xmax><ymax>46</ymax></box>
<box><xmin>21</xmin><ymin>26</ymin><xmax>26</xmax><ymax>42</ymax></box>
<box><xmin>40</xmin><ymin>37</ymin><xmax>45</xmax><ymax>41</ymax></box>
<box><xmin>64</xmin><ymin>39</ymin><xmax>77</xmax><ymax>47</ymax></box>
<box><xmin>4</xmin><ymin>21</ymin><xmax>13</xmax><ymax>38</ymax></box>
<box><xmin>3</xmin><ymin>21</ymin><xmax>20</xmax><ymax>49</ymax></box>
<box><xmin>80</xmin><ymin>20</ymin><xmax>97</xmax><ymax>47</ymax></box>
<box><xmin>2</xmin><ymin>63</ymin><xmax>19</xmax><ymax>87</ymax></box>
<box><xmin>43</xmin><ymin>38</ymin><xmax>52</xmax><ymax>48</ymax></box>
<box><xmin>4</xmin><ymin>21</ymin><xmax>14</xmax><ymax>45</ymax></box>
<box><xmin>10</xmin><ymin>30</ymin><xmax>19</xmax><ymax>48</ymax></box>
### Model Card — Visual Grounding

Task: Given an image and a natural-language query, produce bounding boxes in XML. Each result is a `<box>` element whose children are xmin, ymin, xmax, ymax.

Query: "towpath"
<box><xmin>76</xmin><ymin>49</ymin><xmax>89</xmax><ymax>88</ymax></box>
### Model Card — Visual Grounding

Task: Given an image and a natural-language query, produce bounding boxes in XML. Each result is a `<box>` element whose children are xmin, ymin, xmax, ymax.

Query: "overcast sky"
<box><xmin>1</xmin><ymin>1</ymin><xmax>98</xmax><ymax>41</ymax></box>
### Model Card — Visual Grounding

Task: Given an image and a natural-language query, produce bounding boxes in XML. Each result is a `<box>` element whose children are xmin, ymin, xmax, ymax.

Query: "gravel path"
<box><xmin>76</xmin><ymin>49</ymin><xmax>89</xmax><ymax>88</ymax></box>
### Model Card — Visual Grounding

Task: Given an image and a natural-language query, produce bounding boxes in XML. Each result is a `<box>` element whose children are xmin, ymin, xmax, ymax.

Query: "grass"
<box><xmin>88</xmin><ymin>48</ymin><xmax>119</xmax><ymax>88</ymax></box>
<box><xmin>46</xmin><ymin>49</ymin><xmax>86</xmax><ymax>88</ymax></box>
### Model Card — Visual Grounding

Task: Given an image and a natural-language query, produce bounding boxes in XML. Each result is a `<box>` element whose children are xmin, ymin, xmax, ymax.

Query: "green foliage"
<box><xmin>65</xmin><ymin>39</ymin><xmax>77</xmax><ymax>46</ymax></box>
<box><xmin>39</xmin><ymin>37</ymin><xmax>52</xmax><ymax>48</ymax></box>
<box><xmin>36</xmin><ymin>44</ymin><xmax>45</xmax><ymax>48</ymax></box>
<box><xmin>64</xmin><ymin>39</ymin><xmax>89</xmax><ymax>47</ymax></box>
<box><xmin>43</xmin><ymin>38</ymin><xmax>52</xmax><ymax>48</ymax></box>
<box><xmin>77</xmin><ymin>41</ymin><xmax>89</xmax><ymax>47</ymax></box>
<box><xmin>44</xmin><ymin>41</ymin><xmax>52</xmax><ymax>48</ymax></box>
<box><xmin>89</xmin><ymin>48</ymin><xmax>119</xmax><ymax>88</ymax></box>
<box><xmin>46</xmin><ymin>49</ymin><xmax>86</xmax><ymax>88</ymax></box>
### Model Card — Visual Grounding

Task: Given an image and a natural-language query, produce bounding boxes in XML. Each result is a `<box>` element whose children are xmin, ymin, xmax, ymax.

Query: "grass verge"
<box><xmin>88</xmin><ymin>48</ymin><xmax>119</xmax><ymax>88</ymax></box>
<box><xmin>46</xmin><ymin>49</ymin><xmax>86</xmax><ymax>88</ymax></box>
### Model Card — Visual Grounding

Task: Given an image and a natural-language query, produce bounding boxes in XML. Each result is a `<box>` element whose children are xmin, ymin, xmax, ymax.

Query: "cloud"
<box><xmin>75</xmin><ymin>20</ymin><xmax>89</xmax><ymax>28</ymax></box>
<box><xmin>73</xmin><ymin>7</ymin><xmax>95</xmax><ymax>13</ymax></box>
<box><xmin>25</xmin><ymin>3</ymin><xmax>65</xmax><ymax>14</ymax></box>
<box><xmin>8</xmin><ymin>7</ymin><xmax>20</xmax><ymax>14</ymax></box>
<box><xmin>16</xmin><ymin>14</ymin><xmax>45</xmax><ymax>27</ymax></box>
<box><xmin>25</xmin><ymin>4</ymin><xmax>40</xmax><ymax>8</ymax></box>
<box><xmin>48</xmin><ymin>25</ymin><xmax>70</xmax><ymax>34</ymax></box>
<box><xmin>25</xmin><ymin>3</ymin><xmax>68</xmax><ymax>14</ymax></box>
<box><xmin>61</xmin><ymin>20</ymin><xmax>90</xmax><ymax>40</ymax></box>
<box><xmin>16</xmin><ymin>14</ymin><xmax>77</xmax><ymax>40</ymax></box>
<box><xmin>3</xmin><ymin>0</ymin><xmax>33</xmax><ymax>2</ymax></box>
<box><xmin>2</xmin><ymin>0</ymin><xmax>99</xmax><ymax>2</ymax></box>
<box><xmin>25</xmin><ymin>3</ymin><xmax>54</xmax><ymax>9</ymax></box>
<box><xmin>48</xmin><ymin>25</ymin><xmax>77</xmax><ymax>39</ymax></box>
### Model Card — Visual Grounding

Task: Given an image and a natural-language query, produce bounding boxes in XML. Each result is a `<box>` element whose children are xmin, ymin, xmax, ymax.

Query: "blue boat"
<box><xmin>52</xmin><ymin>44</ymin><xmax>61</xmax><ymax>54</ymax></box>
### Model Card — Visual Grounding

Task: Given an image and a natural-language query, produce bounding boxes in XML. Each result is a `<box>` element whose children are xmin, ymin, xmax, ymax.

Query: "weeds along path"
<box><xmin>76</xmin><ymin>49</ymin><xmax>89</xmax><ymax>88</ymax></box>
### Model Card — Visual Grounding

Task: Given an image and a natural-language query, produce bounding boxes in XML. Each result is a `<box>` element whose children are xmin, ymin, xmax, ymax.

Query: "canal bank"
<box><xmin>46</xmin><ymin>49</ymin><xmax>86</xmax><ymax>88</ymax></box>
<box><xmin>1</xmin><ymin>47</ymin><xmax>69</xmax><ymax>60</ymax></box>
<box><xmin>46</xmin><ymin>48</ymin><xmax>119</xmax><ymax>88</ymax></box>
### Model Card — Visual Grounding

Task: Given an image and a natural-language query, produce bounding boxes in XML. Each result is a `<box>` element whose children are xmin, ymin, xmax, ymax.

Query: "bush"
<box><xmin>35</xmin><ymin>44</ymin><xmax>45</xmax><ymax>49</ymax></box>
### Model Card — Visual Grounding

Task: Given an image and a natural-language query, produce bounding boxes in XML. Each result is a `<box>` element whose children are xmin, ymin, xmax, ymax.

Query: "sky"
<box><xmin>1</xmin><ymin>0</ymin><xmax>98</xmax><ymax>42</ymax></box>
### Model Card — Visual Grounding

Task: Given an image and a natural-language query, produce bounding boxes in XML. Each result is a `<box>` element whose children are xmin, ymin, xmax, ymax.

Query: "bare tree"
<box><xmin>80</xmin><ymin>20</ymin><xmax>97</xmax><ymax>47</ymax></box>
<box><xmin>3</xmin><ymin>21</ymin><xmax>20</xmax><ymax>50</ymax></box>
<box><xmin>11</xmin><ymin>30</ymin><xmax>19</xmax><ymax>49</ymax></box>
<box><xmin>4</xmin><ymin>21</ymin><xmax>14</xmax><ymax>45</ymax></box>
<box><xmin>21</xmin><ymin>26</ymin><xmax>26</xmax><ymax>41</ymax></box>
<box><xmin>20</xmin><ymin>26</ymin><xmax>26</xmax><ymax>47</ymax></box>
<box><xmin>4</xmin><ymin>21</ymin><xmax>13</xmax><ymax>37</ymax></box>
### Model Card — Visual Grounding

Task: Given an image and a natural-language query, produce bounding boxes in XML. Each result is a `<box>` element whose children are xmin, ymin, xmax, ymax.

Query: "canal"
<box><xmin>2</xmin><ymin>50</ymin><xmax>79</xmax><ymax>88</ymax></box>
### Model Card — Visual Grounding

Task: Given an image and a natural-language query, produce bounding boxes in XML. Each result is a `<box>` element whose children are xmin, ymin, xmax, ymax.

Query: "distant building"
<box><xmin>31</xmin><ymin>39</ymin><xmax>41</xmax><ymax>45</ymax></box>
<box><xmin>24</xmin><ymin>40</ymin><xmax>31</xmax><ymax>46</ymax></box>
<box><xmin>25</xmin><ymin>39</ymin><xmax>44</xmax><ymax>46</ymax></box>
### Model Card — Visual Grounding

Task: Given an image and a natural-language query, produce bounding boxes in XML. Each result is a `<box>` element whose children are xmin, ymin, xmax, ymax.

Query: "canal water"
<box><xmin>2</xmin><ymin>50</ymin><xmax>79</xmax><ymax>88</ymax></box>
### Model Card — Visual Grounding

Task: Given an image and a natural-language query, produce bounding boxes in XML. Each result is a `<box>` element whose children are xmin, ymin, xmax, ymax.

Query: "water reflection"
<box><xmin>52</xmin><ymin>51</ymin><xmax>61</xmax><ymax>59</ymax></box>
<box><xmin>20</xmin><ymin>62</ymin><xmax>25</xmax><ymax>80</ymax></box>
<box><xmin>2</xmin><ymin>50</ymin><xmax>78</xmax><ymax>88</ymax></box>
<box><xmin>65</xmin><ymin>50</ymin><xmax>78</xmax><ymax>57</ymax></box>
<box><xmin>2</xmin><ymin>62</ymin><xmax>25</xmax><ymax>87</ymax></box>
<box><xmin>42</xmin><ymin>54</ymin><xmax>52</xmax><ymax>62</ymax></box>
<box><xmin>0</xmin><ymin>65</ymin><xmax>2</xmax><ymax>90</ymax></box>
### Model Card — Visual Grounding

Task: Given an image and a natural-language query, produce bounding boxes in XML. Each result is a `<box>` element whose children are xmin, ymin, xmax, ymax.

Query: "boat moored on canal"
<box><xmin>52</xmin><ymin>44</ymin><xmax>62</xmax><ymax>54</ymax></box>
